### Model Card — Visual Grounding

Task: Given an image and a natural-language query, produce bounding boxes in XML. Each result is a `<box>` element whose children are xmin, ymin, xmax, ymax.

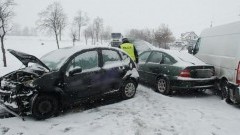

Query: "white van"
<box><xmin>192</xmin><ymin>21</ymin><xmax>240</xmax><ymax>104</ymax></box>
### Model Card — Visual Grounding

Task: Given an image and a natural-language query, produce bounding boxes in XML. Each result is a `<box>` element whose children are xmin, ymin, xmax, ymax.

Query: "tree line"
<box><xmin>8</xmin><ymin>25</ymin><xmax>38</xmax><ymax>36</ymax></box>
<box><xmin>126</xmin><ymin>24</ymin><xmax>175</xmax><ymax>49</ymax></box>
<box><xmin>0</xmin><ymin>0</ymin><xmax>176</xmax><ymax>67</ymax></box>
<box><xmin>37</xmin><ymin>2</ymin><xmax>112</xmax><ymax>48</ymax></box>
<box><xmin>0</xmin><ymin>1</ymin><xmax>113</xmax><ymax>67</ymax></box>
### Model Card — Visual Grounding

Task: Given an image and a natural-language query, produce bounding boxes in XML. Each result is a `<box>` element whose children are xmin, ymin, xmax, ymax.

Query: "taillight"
<box><xmin>236</xmin><ymin>62</ymin><xmax>240</xmax><ymax>85</ymax></box>
<box><xmin>179</xmin><ymin>69</ymin><xmax>191</xmax><ymax>78</ymax></box>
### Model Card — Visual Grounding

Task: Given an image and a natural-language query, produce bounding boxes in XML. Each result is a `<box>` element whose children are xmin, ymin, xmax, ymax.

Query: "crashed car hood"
<box><xmin>8</xmin><ymin>49</ymin><xmax>50</xmax><ymax>71</ymax></box>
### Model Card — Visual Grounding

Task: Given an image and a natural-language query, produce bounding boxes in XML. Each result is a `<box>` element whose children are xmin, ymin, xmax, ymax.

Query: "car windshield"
<box><xmin>40</xmin><ymin>47</ymin><xmax>79</xmax><ymax>71</ymax></box>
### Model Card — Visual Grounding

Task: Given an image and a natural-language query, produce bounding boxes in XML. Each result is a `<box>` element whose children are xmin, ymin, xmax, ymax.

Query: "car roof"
<box><xmin>42</xmin><ymin>45</ymin><xmax>123</xmax><ymax>59</ymax></box>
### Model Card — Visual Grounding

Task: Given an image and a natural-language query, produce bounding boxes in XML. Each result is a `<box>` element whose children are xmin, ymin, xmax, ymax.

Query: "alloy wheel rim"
<box><xmin>158</xmin><ymin>79</ymin><xmax>166</xmax><ymax>93</ymax></box>
<box><xmin>124</xmin><ymin>83</ymin><xmax>136</xmax><ymax>97</ymax></box>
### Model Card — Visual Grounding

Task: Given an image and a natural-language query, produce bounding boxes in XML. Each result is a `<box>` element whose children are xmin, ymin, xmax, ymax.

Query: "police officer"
<box><xmin>120</xmin><ymin>38</ymin><xmax>138</xmax><ymax>63</ymax></box>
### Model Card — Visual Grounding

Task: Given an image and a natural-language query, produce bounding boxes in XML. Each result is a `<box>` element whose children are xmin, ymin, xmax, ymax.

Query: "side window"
<box><xmin>148</xmin><ymin>52</ymin><xmax>163</xmax><ymax>64</ymax></box>
<box><xmin>162</xmin><ymin>54</ymin><xmax>175</xmax><ymax>65</ymax></box>
<box><xmin>67</xmin><ymin>51</ymin><xmax>98</xmax><ymax>73</ymax></box>
<box><xmin>139</xmin><ymin>51</ymin><xmax>151</xmax><ymax>64</ymax></box>
<box><xmin>121</xmin><ymin>51</ymin><xmax>131</xmax><ymax>65</ymax></box>
<box><xmin>102</xmin><ymin>50</ymin><xmax>121</xmax><ymax>67</ymax></box>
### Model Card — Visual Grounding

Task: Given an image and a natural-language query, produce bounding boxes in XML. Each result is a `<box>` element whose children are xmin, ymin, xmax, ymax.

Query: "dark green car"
<box><xmin>138</xmin><ymin>49</ymin><xmax>216</xmax><ymax>95</ymax></box>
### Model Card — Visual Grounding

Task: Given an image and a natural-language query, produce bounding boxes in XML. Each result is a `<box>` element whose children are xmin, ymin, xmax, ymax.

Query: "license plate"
<box><xmin>196</xmin><ymin>69</ymin><xmax>213</xmax><ymax>78</ymax></box>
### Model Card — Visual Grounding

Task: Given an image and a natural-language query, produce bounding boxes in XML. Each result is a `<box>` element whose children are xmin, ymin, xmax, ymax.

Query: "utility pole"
<box><xmin>239</xmin><ymin>7</ymin><xmax>240</xmax><ymax>16</ymax></box>
<box><xmin>210</xmin><ymin>21</ymin><xmax>213</xmax><ymax>28</ymax></box>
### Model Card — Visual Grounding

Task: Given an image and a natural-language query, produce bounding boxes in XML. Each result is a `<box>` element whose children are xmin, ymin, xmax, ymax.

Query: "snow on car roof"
<box><xmin>40</xmin><ymin>45</ymin><xmax>123</xmax><ymax>71</ymax></box>
<box><xmin>41</xmin><ymin>45</ymin><xmax>116</xmax><ymax>59</ymax></box>
<box><xmin>153</xmin><ymin>48</ymin><xmax>207</xmax><ymax>66</ymax></box>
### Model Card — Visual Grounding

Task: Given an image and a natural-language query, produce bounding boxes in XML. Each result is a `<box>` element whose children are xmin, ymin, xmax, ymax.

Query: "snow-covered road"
<box><xmin>1</xmin><ymin>36</ymin><xmax>240</xmax><ymax>135</ymax></box>
<box><xmin>1</xmin><ymin>85</ymin><xmax>240</xmax><ymax>135</ymax></box>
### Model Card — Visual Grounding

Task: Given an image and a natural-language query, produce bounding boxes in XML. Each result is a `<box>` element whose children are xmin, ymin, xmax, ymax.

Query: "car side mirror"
<box><xmin>192</xmin><ymin>47</ymin><xmax>199</xmax><ymax>55</ymax></box>
<box><xmin>188</xmin><ymin>46</ymin><xmax>193</xmax><ymax>54</ymax></box>
<box><xmin>69</xmin><ymin>67</ymin><xmax>82</xmax><ymax>76</ymax></box>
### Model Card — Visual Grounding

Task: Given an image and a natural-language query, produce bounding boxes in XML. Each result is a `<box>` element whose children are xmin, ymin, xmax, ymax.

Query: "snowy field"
<box><xmin>0</xmin><ymin>36</ymin><xmax>240</xmax><ymax>135</ymax></box>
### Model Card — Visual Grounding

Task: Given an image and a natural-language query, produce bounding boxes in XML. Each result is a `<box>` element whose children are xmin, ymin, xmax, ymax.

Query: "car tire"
<box><xmin>225</xmin><ymin>96</ymin><xmax>233</xmax><ymax>104</ymax></box>
<box><xmin>220</xmin><ymin>80</ymin><xmax>228</xmax><ymax>99</ymax></box>
<box><xmin>156</xmin><ymin>77</ymin><xmax>170</xmax><ymax>95</ymax></box>
<box><xmin>31</xmin><ymin>94</ymin><xmax>59</xmax><ymax>120</ymax></box>
<box><xmin>220</xmin><ymin>80</ymin><xmax>233</xmax><ymax>104</ymax></box>
<box><xmin>121</xmin><ymin>80</ymin><xmax>137</xmax><ymax>99</ymax></box>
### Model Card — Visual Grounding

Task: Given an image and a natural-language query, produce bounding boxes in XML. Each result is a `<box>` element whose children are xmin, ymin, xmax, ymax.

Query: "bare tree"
<box><xmin>83</xmin><ymin>27</ymin><xmax>91</xmax><ymax>45</ymax></box>
<box><xmin>59</xmin><ymin>13</ymin><xmax>67</xmax><ymax>41</ymax></box>
<box><xmin>0</xmin><ymin>0</ymin><xmax>15</xmax><ymax>67</ymax></box>
<box><xmin>100</xmin><ymin>26</ymin><xmax>112</xmax><ymax>43</ymax></box>
<box><xmin>74</xmin><ymin>10</ymin><xmax>89</xmax><ymax>41</ymax></box>
<box><xmin>154</xmin><ymin>24</ymin><xmax>175</xmax><ymax>48</ymax></box>
<box><xmin>93</xmin><ymin>17</ymin><xmax>103</xmax><ymax>42</ymax></box>
<box><xmin>85</xmin><ymin>24</ymin><xmax>95</xmax><ymax>45</ymax></box>
<box><xmin>126</xmin><ymin>28</ymin><xmax>154</xmax><ymax>43</ymax></box>
<box><xmin>70</xmin><ymin>26</ymin><xmax>77</xmax><ymax>46</ymax></box>
<box><xmin>37</xmin><ymin>2</ymin><xmax>67</xmax><ymax>49</ymax></box>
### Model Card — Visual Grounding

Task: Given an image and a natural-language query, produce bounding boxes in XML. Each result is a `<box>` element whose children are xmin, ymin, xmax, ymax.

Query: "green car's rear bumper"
<box><xmin>170</xmin><ymin>76</ymin><xmax>217</xmax><ymax>90</ymax></box>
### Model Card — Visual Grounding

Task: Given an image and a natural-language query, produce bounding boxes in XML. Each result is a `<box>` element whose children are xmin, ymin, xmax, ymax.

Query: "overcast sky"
<box><xmin>13</xmin><ymin>0</ymin><xmax>240</xmax><ymax>38</ymax></box>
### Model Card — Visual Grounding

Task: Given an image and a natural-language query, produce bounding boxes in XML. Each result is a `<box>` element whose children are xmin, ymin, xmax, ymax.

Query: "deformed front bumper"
<box><xmin>0</xmin><ymin>88</ymin><xmax>32</xmax><ymax>120</ymax></box>
<box><xmin>170</xmin><ymin>76</ymin><xmax>217</xmax><ymax>90</ymax></box>
<box><xmin>0</xmin><ymin>88</ymin><xmax>19</xmax><ymax>111</ymax></box>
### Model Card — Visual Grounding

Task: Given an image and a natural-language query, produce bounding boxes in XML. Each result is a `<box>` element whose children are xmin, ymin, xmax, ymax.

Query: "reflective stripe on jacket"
<box><xmin>120</xmin><ymin>43</ymin><xmax>136</xmax><ymax>61</ymax></box>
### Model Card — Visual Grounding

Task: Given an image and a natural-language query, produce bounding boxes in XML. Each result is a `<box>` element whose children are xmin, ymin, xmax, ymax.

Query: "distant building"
<box><xmin>181</xmin><ymin>31</ymin><xmax>198</xmax><ymax>46</ymax></box>
<box><xmin>181</xmin><ymin>31</ymin><xmax>198</xmax><ymax>41</ymax></box>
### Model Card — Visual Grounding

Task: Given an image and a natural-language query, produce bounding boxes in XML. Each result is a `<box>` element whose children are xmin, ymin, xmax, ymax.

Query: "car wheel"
<box><xmin>220</xmin><ymin>80</ymin><xmax>228</xmax><ymax>99</ymax></box>
<box><xmin>31</xmin><ymin>94</ymin><xmax>59</xmax><ymax>120</ymax></box>
<box><xmin>220</xmin><ymin>80</ymin><xmax>233</xmax><ymax>104</ymax></box>
<box><xmin>225</xmin><ymin>95</ymin><xmax>233</xmax><ymax>104</ymax></box>
<box><xmin>121</xmin><ymin>80</ymin><xmax>137</xmax><ymax>99</ymax></box>
<box><xmin>156</xmin><ymin>78</ymin><xmax>170</xmax><ymax>95</ymax></box>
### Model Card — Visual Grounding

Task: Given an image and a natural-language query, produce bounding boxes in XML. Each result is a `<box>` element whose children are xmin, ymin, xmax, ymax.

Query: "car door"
<box><xmin>138</xmin><ymin>51</ymin><xmax>152</xmax><ymax>82</ymax></box>
<box><xmin>145</xmin><ymin>51</ymin><xmax>164</xmax><ymax>83</ymax></box>
<box><xmin>160</xmin><ymin>53</ymin><xmax>177</xmax><ymax>77</ymax></box>
<box><xmin>64</xmin><ymin>50</ymin><xmax>101</xmax><ymax>101</ymax></box>
<box><xmin>100</xmin><ymin>49</ymin><xmax>124</xmax><ymax>93</ymax></box>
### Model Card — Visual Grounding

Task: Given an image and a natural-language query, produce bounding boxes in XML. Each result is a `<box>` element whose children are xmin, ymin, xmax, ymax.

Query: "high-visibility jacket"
<box><xmin>120</xmin><ymin>43</ymin><xmax>136</xmax><ymax>61</ymax></box>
